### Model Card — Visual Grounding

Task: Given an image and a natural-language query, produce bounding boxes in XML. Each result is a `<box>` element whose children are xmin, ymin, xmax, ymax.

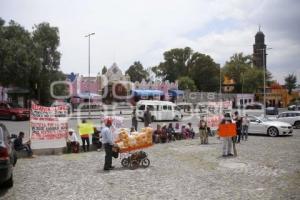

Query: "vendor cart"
<box><xmin>117</xmin><ymin>145</ymin><xmax>152</xmax><ymax>170</ymax></box>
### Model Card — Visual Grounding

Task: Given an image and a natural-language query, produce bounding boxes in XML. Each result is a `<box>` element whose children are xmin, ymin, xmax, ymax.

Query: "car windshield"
<box><xmin>8</xmin><ymin>103</ymin><xmax>22</xmax><ymax>108</ymax></box>
<box><xmin>257</xmin><ymin>117</ymin><xmax>269</xmax><ymax>122</ymax></box>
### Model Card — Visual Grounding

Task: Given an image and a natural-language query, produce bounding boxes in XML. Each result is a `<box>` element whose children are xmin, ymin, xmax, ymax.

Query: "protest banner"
<box><xmin>218</xmin><ymin>123</ymin><xmax>237</xmax><ymax>137</ymax></box>
<box><xmin>30</xmin><ymin>102</ymin><xmax>68</xmax><ymax>140</ymax></box>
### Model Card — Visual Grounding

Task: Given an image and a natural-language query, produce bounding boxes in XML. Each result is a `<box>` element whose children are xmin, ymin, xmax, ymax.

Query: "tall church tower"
<box><xmin>253</xmin><ymin>26</ymin><xmax>266</xmax><ymax>69</ymax></box>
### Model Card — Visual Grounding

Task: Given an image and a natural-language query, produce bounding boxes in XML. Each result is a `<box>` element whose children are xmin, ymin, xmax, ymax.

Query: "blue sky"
<box><xmin>1</xmin><ymin>0</ymin><xmax>299</xmax><ymax>84</ymax></box>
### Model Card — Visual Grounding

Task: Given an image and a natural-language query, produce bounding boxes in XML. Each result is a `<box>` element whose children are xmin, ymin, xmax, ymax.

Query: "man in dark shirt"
<box><xmin>144</xmin><ymin>106</ymin><xmax>152</xmax><ymax>127</ymax></box>
<box><xmin>14</xmin><ymin>132</ymin><xmax>33</xmax><ymax>157</ymax></box>
<box><xmin>233</xmin><ymin>111</ymin><xmax>242</xmax><ymax>143</ymax></box>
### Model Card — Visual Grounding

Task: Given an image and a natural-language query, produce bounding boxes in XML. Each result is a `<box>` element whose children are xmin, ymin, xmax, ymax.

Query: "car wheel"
<box><xmin>11</xmin><ymin>115</ymin><xmax>17</xmax><ymax>121</ymax></box>
<box><xmin>2</xmin><ymin>174</ymin><xmax>13</xmax><ymax>188</ymax></box>
<box><xmin>294</xmin><ymin>121</ymin><xmax>300</xmax><ymax>129</ymax></box>
<box><xmin>267</xmin><ymin>127</ymin><xmax>279</xmax><ymax>137</ymax></box>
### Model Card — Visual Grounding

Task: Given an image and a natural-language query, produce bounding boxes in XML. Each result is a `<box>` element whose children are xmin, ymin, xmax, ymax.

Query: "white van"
<box><xmin>136</xmin><ymin>100</ymin><xmax>182</xmax><ymax>121</ymax></box>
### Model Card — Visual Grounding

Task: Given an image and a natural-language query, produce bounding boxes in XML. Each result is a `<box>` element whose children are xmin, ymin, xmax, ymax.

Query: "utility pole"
<box><xmin>85</xmin><ymin>32</ymin><xmax>95</xmax><ymax>119</ymax></box>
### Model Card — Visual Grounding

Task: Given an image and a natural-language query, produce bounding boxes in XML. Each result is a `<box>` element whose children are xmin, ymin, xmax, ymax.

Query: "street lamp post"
<box><xmin>85</xmin><ymin>32</ymin><xmax>95</xmax><ymax>119</ymax></box>
<box><xmin>257</xmin><ymin>47</ymin><xmax>272</xmax><ymax>117</ymax></box>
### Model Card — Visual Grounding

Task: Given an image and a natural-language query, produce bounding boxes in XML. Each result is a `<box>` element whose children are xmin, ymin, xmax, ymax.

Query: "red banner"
<box><xmin>30</xmin><ymin>102</ymin><xmax>68</xmax><ymax>140</ymax></box>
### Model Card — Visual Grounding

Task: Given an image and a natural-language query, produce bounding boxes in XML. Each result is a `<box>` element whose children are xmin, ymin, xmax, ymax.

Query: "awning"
<box><xmin>168</xmin><ymin>89</ymin><xmax>184</xmax><ymax>97</ymax></box>
<box><xmin>131</xmin><ymin>89</ymin><xmax>164</xmax><ymax>96</ymax></box>
<box><xmin>74</xmin><ymin>92</ymin><xmax>102</xmax><ymax>99</ymax></box>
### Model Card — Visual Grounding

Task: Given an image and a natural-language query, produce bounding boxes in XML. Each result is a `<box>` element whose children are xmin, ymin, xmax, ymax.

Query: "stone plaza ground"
<box><xmin>1</xmin><ymin>128</ymin><xmax>300</xmax><ymax>200</ymax></box>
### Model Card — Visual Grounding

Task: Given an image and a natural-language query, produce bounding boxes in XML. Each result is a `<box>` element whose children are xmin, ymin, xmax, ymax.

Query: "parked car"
<box><xmin>287</xmin><ymin>104</ymin><xmax>300</xmax><ymax>111</ymax></box>
<box><xmin>275</xmin><ymin>111</ymin><xmax>300</xmax><ymax>129</ymax></box>
<box><xmin>0</xmin><ymin>102</ymin><xmax>30</xmax><ymax>121</ymax></box>
<box><xmin>266</xmin><ymin>107</ymin><xmax>279</xmax><ymax>115</ymax></box>
<box><xmin>244</xmin><ymin>103</ymin><xmax>264</xmax><ymax>116</ymax></box>
<box><xmin>136</xmin><ymin>100</ymin><xmax>182</xmax><ymax>121</ymax></box>
<box><xmin>248</xmin><ymin>115</ymin><xmax>293</xmax><ymax>137</ymax></box>
<box><xmin>0</xmin><ymin>123</ymin><xmax>17</xmax><ymax>187</ymax></box>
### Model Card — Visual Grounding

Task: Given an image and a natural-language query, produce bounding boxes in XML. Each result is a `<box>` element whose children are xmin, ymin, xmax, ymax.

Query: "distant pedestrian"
<box><xmin>242</xmin><ymin>114</ymin><xmax>249</xmax><ymax>141</ymax></box>
<box><xmin>131</xmin><ymin>108</ymin><xmax>138</xmax><ymax>131</ymax></box>
<box><xmin>101</xmin><ymin>118</ymin><xmax>115</xmax><ymax>171</ymax></box>
<box><xmin>199</xmin><ymin>116</ymin><xmax>208</xmax><ymax>144</ymax></box>
<box><xmin>144</xmin><ymin>106</ymin><xmax>152</xmax><ymax>127</ymax></box>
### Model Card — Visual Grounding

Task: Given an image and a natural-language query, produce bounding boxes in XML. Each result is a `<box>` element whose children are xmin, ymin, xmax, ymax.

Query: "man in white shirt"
<box><xmin>101</xmin><ymin>118</ymin><xmax>114</xmax><ymax>171</ymax></box>
<box><xmin>67</xmin><ymin>129</ymin><xmax>80</xmax><ymax>153</ymax></box>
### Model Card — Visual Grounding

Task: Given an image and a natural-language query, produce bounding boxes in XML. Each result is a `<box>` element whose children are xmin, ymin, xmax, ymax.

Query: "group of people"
<box><xmin>66</xmin><ymin>119</ymin><xmax>103</xmax><ymax>153</ymax></box>
<box><xmin>152</xmin><ymin>122</ymin><xmax>196</xmax><ymax>143</ymax></box>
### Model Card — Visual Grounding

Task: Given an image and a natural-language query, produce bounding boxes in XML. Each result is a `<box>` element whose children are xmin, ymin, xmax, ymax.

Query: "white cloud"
<box><xmin>0</xmin><ymin>0</ymin><xmax>299</xmax><ymax>84</ymax></box>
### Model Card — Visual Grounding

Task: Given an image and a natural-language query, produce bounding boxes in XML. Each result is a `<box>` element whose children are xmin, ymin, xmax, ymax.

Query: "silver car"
<box><xmin>248</xmin><ymin>115</ymin><xmax>293</xmax><ymax>137</ymax></box>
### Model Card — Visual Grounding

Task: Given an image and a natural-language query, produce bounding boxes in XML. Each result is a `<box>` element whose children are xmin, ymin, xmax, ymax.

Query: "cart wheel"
<box><xmin>129</xmin><ymin>160</ymin><xmax>139</xmax><ymax>170</ymax></box>
<box><xmin>141</xmin><ymin>158</ymin><xmax>150</xmax><ymax>168</ymax></box>
<box><xmin>121</xmin><ymin>158</ymin><xmax>129</xmax><ymax>167</ymax></box>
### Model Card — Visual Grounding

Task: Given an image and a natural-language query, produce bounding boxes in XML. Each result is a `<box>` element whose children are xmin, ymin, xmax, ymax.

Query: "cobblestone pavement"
<box><xmin>1</xmin><ymin>130</ymin><xmax>300</xmax><ymax>200</ymax></box>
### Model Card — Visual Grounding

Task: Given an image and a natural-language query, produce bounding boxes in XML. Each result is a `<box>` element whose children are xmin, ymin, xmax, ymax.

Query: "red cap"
<box><xmin>105</xmin><ymin>118</ymin><xmax>112</xmax><ymax>126</ymax></box>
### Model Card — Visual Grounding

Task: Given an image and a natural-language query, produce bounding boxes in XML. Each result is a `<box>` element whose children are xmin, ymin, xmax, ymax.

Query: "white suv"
<box><xmin>276</xmin><ymin>111</ymin><xmax>300</xmax><ymax>129</ymax></box>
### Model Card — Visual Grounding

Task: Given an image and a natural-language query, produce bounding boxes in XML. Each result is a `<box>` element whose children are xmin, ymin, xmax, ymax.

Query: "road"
<box><xmin>0</xmin><ymin>128</ymin><xmax>299</xmax><ymax>199</ymax></box>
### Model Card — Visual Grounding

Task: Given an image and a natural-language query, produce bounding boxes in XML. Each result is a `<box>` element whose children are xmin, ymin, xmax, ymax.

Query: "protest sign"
<box><xmin>30</xmin><ymin>102</ymin><xmax>68</xmax><ymax>140</ymax></box>
<box><xmin>218</xmin><ymin>123</ymin><xmax>237</xmax><ymax>137</ymax></box>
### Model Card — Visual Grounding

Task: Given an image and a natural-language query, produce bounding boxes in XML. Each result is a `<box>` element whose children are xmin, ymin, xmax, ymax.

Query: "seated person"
<box><xmin>160</xmin><ymin>124</ymin><xmax>168</xmax><ymax>143</ymax></box>
<box><xmin>174</xmin><ymin>123</ymin><xmax>182</xmax><ymax>140</ymax></box>
<box><xmin>14</xmin><ymin>132</ymin><xmax>33</xmax><ymax>157</ymax></box>
<box><xmin>186</xmin><ymin>123</ymin><xmax>195</xmax><ymax>139</ymax></box>
<box><xmin>181</xmin><ymin>125</ymin><xmax>189</xmax><ymax>139</ymax></box>
<box><xmin>153</xmin><ymin>124</ymin><xmax>162</xmax><ymax>143</ymax></box>
<box><xmin>166</xmin><ymin>123</ymin><xmax>176</xmax><ymax>141</ymax></box>
<box><xmin>92</xmin><ymin>127</ymin><xmax>102</xmax><ymax>151</ymax></box>
<box><xmin>67</xmin><ymin>129</ymin><xmax>80</xmax><ymax>153</ymax></box>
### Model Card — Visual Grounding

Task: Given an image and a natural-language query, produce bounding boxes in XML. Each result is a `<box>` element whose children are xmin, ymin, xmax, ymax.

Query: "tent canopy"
<box><xmin>131</xmin><ymin>89</ymin><xmax>164</xmax><ymax>96</ymax></box>
<box><xmin>168</xmin><ymin>89</ymin><xmax>184</xmax><ymax>97</ymax></box>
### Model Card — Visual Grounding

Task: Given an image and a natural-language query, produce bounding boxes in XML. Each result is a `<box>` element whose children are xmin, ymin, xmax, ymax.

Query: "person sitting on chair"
<box><xmin>14</xmin><ymin>132</ymin><xmax>33</xmax><ymax>157</ymax></box>
<box><xmin>166</xmin><ymin>123</ymin><xmax>176</xmax><ymax>142</ymax></box>
<box><xmin>67</xmin><ymin>129</ymin><xmax>80</xmax><ymax>153</ymax></box>
<box><xmin>186</xmin><ymin>123</ymin><xmax>195</xmax><ymax>139</ymax></box>
<box><xmin>160</xmin><ymin>124</ymin><xmax>168</xmax><ymax>143</ymax></box>
<box><xmin>153</xmin><ymin>124</ymin><xmax>162</xmax><ymax>143</ymax></box>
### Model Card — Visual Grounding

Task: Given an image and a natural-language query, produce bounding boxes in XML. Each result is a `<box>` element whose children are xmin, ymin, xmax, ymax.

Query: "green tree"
<box><xmin>32</xmin><ymin>22</ymin><xmax>62</xmax><ymax>104</ymax></box>
<box><xmin>125</xmin><ymin>61</ymin><xmax>149</xmax><ymax>82</ymax></box>
<box><xmin>0</xmin><ymin>20</ymin><xmax>37</xmax><ymax>91</ymax></box>
<box><xmin>223</xmin><ymin>52</ymin><xmax>272</xmax><ymax>93</ymax></box>
<box><xmin>0</xmin><ymin>19</ymin><xmax>65</xmax><ymax>105</ymax></box>
<box><xmin>102</xmin><ymin>65</ymin><xmax>107</xmax><ymax>75</ymax></box>
<box><xmin>222</xmin><ymin>53</ymin><xmax>251</xmax><ymax>92</ymax></box>
<box><xmin>153</xmin><ymin>47</ymin><xmax>220</xmax><ymax>91</ymax></box>
<box><xmin>189</xmin><ymin>53</ymin><xmax>220</xmax><ymax>91</ymax></box>
<box><xmin>178</xmin><ymin>76</ymin><xmax>196</xmax><ymax>91</ymax></box>
<box><xmin>285</xmin><ymin>74</ymin><xmax>297</xmax><ymax>94</ymax></box>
